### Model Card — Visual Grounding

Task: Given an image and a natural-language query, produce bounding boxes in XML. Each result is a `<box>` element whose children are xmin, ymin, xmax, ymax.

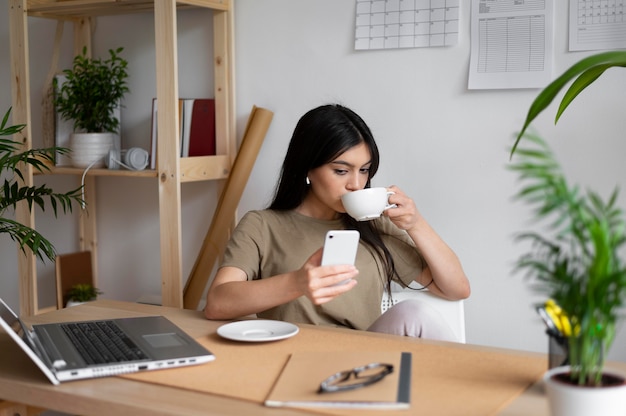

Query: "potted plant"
<box><xmin>510</xmin><ymin>50</ymin><xmax>626</xmax><ymax>416</ymax></box>
<box><xmin>54</xmin><ymin>46</ymin><xmax>129</xmax><ymax>168</ymax></box>
<box><xmin>0</xmin><ymin>107</ymin><xmax>83</xmax><ymax>261</ymax></box>
<box><xmin>65</xmin><ymin>283</ymin><xmax>102</xmax><ymax>307</ymax></box>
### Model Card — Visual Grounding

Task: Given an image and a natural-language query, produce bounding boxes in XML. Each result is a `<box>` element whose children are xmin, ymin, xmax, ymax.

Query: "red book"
<box><xmin>188</xmin><ymin>99</ymin><xmax>216</xmax><ymax>156</ymax></box>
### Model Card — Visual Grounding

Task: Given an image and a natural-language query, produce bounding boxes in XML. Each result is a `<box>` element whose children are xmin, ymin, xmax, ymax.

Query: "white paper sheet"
<box><xmin>354</xmin><ymin>0</ymin><xmax>460</xmax><ymax>50</ymax></box>
<box><xmin>468</xmin><ymin>0</ymin><xmax>554</xmax><ymax>90</ymax></box>
<box><xmin>569</xmin><ymin>0</ymin><xmax>626</xmax><ymax>51</ymax></box>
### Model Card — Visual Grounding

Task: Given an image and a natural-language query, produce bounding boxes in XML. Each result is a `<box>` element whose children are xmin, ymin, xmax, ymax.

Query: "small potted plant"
<box><xmin>510</xmin><ymin>50</ymin><xmax>626</xmax><ymax>416</ymax></box>
<box><xmin>66</xmin><ymin>283</ymin><xmax>102</xmax><ymax>307</ymax></box>
<box><xmin>54</xmin><ymin>46</ymin><xmax>129</xmax><ymax>168</ymax></box>
<box><xmin>0</xmin><ymin>107</ymin><xmax>83</xmax><ymax>262</ymax></box>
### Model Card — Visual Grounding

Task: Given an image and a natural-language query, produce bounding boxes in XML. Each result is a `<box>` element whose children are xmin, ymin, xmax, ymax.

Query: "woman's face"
<box><xmin>305</xmin><ymin>142</ymin><xmax>372</xmax><ymax>218</ymax></box>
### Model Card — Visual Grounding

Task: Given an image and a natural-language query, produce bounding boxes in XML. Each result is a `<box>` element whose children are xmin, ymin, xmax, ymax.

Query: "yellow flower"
<box><xmin>545</xmin><ymin>299</ymin><xmax>574</xmax><ymax>337</ymax></box>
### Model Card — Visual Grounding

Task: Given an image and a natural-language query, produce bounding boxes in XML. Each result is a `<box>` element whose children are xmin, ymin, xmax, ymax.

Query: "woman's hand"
<box><xmin>383</xmin><ymin>185</ymin><xmax>421</xmax><ymax>231</ymax></box>
<box><xmin>205</xmin><ymin>247</ymin><xmax>359</xmax><ymax>320</ymax></box>
<box><xmin>295</xmin><ymin>248</ymin><xmax>359</xmax><ymax>305</ymax></box>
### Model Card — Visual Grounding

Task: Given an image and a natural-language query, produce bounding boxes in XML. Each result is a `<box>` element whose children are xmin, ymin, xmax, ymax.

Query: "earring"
<box><xmin>306</xmin><ymin>176</ymin><xmax>311</xmax><ymax>185</ymax></box>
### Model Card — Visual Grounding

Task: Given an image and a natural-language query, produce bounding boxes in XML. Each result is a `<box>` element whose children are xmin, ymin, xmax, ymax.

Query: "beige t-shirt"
<box><xmin>220</xmin><ymin>210</ymin><xmax>424</xmax><ymax>330</ymax></box>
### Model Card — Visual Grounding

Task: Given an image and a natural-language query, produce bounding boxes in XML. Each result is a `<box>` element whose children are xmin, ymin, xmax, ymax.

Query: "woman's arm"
<box><xmin>384</xmin><ymin>186</ymin><xmax>470</xmax><ymax>301</ymax></box>
<box><xmin>204</xmin><ymin>248</ymin><xmax>359</xmax><ymax>320</ymax></box>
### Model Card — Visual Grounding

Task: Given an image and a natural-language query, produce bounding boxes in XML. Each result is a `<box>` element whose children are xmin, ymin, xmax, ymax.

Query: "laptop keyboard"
<box><xmin>61</xmin><ymin>321</ymin><xmax>148</xmax><ymax>365</ymax></box>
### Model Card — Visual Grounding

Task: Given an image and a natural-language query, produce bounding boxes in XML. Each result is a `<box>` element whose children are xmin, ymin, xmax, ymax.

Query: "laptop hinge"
<box><xmin>30</xmin><ymin>328</ymin><xmax>66</xmax><ymax>369</ymax></box>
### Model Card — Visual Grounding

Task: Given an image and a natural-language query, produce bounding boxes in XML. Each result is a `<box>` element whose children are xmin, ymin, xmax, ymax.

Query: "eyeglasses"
<box><xmin>318</xmin><ymin>362</ymin><xmax>394</xmax><ymax>393</ymax></box>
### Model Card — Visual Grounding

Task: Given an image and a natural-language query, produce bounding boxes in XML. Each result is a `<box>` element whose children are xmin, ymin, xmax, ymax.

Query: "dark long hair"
<box><xmin>270</xmin><ymin>104</ymin><xmax>398</xmax><ymax>294</ymax></box>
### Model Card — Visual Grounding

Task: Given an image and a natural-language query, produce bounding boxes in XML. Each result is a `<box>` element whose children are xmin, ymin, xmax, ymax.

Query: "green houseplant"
<box><xmin>510</xmin><ymin>133</ymin><xmax>626</xmax><ymax>386</ymax></box>
<box><xmin>510</xmin><ymin>50</ymin><xmax>626</xmax><ymax>415</ymax></box>
<box><xmin>66</xmin><ymin>283</ymin><xmax>102</xmax><ymax>305</ymax></box>
<box><xmin>54</xmin><ymin>46</ymin><xmax>129</xmax><ymax>168</ymax></box>
<box><xmin>0</xmin><ymin>107</ymin><xmax>83</xmax><ymax>261</ymax></box>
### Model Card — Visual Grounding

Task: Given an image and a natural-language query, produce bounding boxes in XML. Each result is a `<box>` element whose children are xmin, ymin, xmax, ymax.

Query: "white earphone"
<box><xmin>105</xmin><ymin>148</ymin><xmax>149</xmax><ymax>171</ymax></box>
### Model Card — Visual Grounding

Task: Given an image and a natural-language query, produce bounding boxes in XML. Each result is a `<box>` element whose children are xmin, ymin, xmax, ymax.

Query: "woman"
<box><xmin>204</xmin><ymin>104</ymin><xmax>470</xmax><ymax>341</ymax></box>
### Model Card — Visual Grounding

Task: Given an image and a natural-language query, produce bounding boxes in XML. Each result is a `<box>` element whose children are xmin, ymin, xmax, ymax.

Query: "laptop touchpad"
<box><xmin>143</xmin><ymin>333</ymin><xmax>186</xmax><ymax>348</ymax></box>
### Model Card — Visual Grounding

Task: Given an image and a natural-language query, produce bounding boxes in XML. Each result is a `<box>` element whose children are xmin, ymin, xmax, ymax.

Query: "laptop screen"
<box><xmin>0</xmin><ymin>300</ymin><xmax>30</xmax><ymax>342</ymax></box>
<box><xmin>0</xmin><ymin>298</ymin><xmax>61</xmax><ymax>384</ymax></box>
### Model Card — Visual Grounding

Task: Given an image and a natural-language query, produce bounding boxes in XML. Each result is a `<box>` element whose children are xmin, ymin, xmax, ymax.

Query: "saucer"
<box><xmin>217</xmin><ymin>320</ymin><xmax>299</xmax><ymax>342</ymax></box>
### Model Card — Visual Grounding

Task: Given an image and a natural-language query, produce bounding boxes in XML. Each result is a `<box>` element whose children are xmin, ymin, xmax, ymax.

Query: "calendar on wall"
<box><xmin>468</xmin><ymin>0</ymin><xmax>554</xmax><ymax>90</ymax></box>
<box><xmin>354</xmin><ymin>0</ymin><xmax>460</xmax><ymax>50</ymax></box>
<box><xmin>569</xmin><ymin>0</ymin><xmax>626</xmax><ymax>51</ymax></box>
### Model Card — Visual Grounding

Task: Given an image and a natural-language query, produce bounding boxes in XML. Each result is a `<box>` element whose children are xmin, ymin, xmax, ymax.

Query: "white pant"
<box><xmin>367</xmin><ymin>299</ymin><xmax>458</xmax><ymax>342</ymax></box>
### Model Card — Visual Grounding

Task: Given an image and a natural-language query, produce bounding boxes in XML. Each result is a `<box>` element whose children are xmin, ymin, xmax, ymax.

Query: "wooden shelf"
<box><xmin>35</xmin><ymin>155</ymin><xmax>231</xmax><ymax>181</ymax></box>
<box><xmin>36</xmin><ymin>166</ymin><xmax>158</xmax><ymax>178</ymax></box>
<box><xmin>9</xmin><ymin>0</ymin><xmax>235</xmax><ymax>316</ymax></box>
<box><xmin>26</xmin><ymin>0</ymin><xmax>228</xmax><ymax>17</ymax></box>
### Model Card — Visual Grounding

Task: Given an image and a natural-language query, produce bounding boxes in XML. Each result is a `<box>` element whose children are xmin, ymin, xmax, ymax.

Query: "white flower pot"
<box><xmin>544</xmin><ymin>366</ymin><xmax>626</xmax><ymax>416</ymax></box>
<box><xmin>70</xmin><ymin>132</ymin><xmax>115</xmax><ymax>168</ymax></box>
<box><xmin>66</xmin><ymin>298</ymin><xmax>96</xmax><ymax>307</ymax></box>
<box><xmin>65</xmin><ymin>300</ymin><xmax>86</xmax><ymax>308</ymax></box>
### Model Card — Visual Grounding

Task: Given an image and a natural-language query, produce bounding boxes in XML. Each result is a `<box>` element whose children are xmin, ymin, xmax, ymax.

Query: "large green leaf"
<box><xmin>512</xmin><ymin>51</ymin><xmax>626</xmax><ymax>157</ymax></box>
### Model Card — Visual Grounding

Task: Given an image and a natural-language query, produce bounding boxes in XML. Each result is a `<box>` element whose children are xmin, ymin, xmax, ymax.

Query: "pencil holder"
<box><xmin>547</xmin><ymin>330</ymin><xmax>569</xmax><ymax>369</ymax></box>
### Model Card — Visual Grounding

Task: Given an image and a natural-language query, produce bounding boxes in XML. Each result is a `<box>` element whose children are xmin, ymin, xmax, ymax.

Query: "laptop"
<box><xmin>0</xmin><ymin>298</ymin><xmax>215</xmax><ymax>385</ymax></box>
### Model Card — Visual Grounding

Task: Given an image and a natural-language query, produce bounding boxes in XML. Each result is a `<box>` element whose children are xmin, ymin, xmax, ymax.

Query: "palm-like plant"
<box><xmin>512</xmin><ymin>50</ymin><xmax>626</xmax><ymax>157</ymax></box>
<box><xmin>0</xmin><ymin>107</ymin><xmax>83</xmax><ymax>261</ymax></box>
<box><xmin>509</xmin><ymin>132</ymin><xmax>626</xmax><ymax>386</ymax></box>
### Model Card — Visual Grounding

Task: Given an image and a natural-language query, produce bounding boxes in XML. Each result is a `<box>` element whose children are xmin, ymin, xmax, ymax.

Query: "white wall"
<box><xmin>1</xmin><ymin>1</ymin><xmax>625</xmax><ymax>362</ymax></box>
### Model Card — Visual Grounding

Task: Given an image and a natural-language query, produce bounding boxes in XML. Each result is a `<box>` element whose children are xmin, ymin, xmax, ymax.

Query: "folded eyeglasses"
<box><xmin>318</xmin><ymin>362</ymin><xmax>394</xmax><ymax>393</ymax></box>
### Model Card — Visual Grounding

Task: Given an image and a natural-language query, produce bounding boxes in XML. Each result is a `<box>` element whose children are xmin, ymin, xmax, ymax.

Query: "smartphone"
<box><xmin>321</xmin><ymin>230</ymin><xmax>360</xmax><ymax>266</ymax></box>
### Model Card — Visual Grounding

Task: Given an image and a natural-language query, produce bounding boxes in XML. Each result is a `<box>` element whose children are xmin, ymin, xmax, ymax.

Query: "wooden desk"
<box><xmin>0</xmin><ymin>300</ymin><xmax>622</xmax><ymax>416</ymax></box>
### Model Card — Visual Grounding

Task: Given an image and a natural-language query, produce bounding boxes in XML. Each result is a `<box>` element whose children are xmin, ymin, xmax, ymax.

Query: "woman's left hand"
<box><xmin>383</xmin><ymin>185</ymin><xmax>420</xmax><ymax>231</ymax></box>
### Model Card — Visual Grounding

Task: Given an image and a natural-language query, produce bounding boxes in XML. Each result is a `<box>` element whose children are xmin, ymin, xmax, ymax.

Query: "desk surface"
<box><xmin>0</xmin><ymin>300</ymin><xmax>623</xmax><ymax>416</ymax></box>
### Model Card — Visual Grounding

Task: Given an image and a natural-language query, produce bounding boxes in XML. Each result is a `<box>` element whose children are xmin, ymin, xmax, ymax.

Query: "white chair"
<box><xmin>381</xmin><ymin>282</ymin><xmax>466</xmax><ymax>343</ymax></box>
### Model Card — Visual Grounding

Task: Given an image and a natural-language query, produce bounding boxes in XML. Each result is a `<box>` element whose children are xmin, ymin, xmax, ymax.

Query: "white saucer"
<box><xmin>217</xmin><ymin>320</ymin><xmax>299</xmax><ymax>342</ymax></box>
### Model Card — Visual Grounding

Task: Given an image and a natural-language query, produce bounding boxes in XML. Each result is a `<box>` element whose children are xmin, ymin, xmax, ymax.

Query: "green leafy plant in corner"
<box><xmin>54</xmin><ymin>46</ymin><xmax>129</xmax><ymax>133</ymax></box>
<box><xmin>509</xmin><ymin>132</ymin><xmax>626</xmax><ymax>386</ymax></box>
<box><xmin>0</xmin><ymin>107</ymin><xmax>83</xmax><ymax>261</ymax></box>
<box><xmin>66</xmin><ymin>283</ymin><xmax>102</xmax><ymax>303</ymax></box>
<box><xmin>512</xmin><ymin>50</ymin><xmax>626</xmax><ymax>157</ymax></box>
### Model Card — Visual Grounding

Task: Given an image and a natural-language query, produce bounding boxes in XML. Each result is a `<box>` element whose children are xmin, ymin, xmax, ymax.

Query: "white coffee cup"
<box><xmin>341</xmin><ymin>187</ymin><xmax>396</xmax><ymax>221</ymax></box>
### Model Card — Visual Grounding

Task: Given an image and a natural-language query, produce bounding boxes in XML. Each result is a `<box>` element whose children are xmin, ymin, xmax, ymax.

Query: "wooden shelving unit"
<box><xmin>8</xmin><ymin>0</ymin><xmax>235</xmax><ymax>316</ymax></box>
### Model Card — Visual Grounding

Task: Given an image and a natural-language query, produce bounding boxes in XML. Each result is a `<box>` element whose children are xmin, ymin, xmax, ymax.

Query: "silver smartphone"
<box><xmin>321</xmin><ymin>230</ymin><xmax>360</xmax><ymax>266</ymax></box>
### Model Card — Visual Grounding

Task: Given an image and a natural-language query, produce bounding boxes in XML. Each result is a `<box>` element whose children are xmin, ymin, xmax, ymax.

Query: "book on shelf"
<box><xmin>149</xmin><ymin>98</ymin><xmax>157</xmax><ymax>169</ymax></box>
<box><xmin>188</xmin><ymin>99</ymin><xmax>216</xmax><ymax>157</ymax></box>
<box><xmin>150</xmin><ymin>97</ymin><xmax>216</xmax><ymax>169</ymax></box>
<box><xmin>177</xmin><ymin>99</ymin><xmax>184</xmax><ymax>155</ymax></box>
<box><xmin>264</xmin><ymin>351</ymin><xmax>411</xmax><ymax>409</ymax></box>
<box><xmin>181</xmin><ymin>99</ymin><xmax>194</xmax><ymax>157</ymax></box>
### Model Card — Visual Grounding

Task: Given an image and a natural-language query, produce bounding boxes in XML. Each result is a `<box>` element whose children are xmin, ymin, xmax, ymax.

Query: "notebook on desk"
<box><xmin>0</xmin><ymin>298</ymin><xmax>215</xmax><ymax>385</ymax></box>
<box><xmin>265</xmin><ymin>350</ymin><xmax>411</xmax><ymax>409</ymax></box>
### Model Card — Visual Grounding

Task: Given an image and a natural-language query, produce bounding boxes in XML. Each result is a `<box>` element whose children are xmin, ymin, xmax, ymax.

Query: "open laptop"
<box><xmin>0</xmin><ymin>298</ymin><xmax>214</xmax><ymax>385</ymax></box>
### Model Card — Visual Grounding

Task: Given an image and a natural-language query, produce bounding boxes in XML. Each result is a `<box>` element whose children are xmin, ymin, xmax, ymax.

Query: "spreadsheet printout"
<box><xmin>468</xmin><ymin>0</ymin><xmax>554</xmax><ymax>89</ymax></box>
<box><xmin>569</xmin><ymin>0</ymin><xmax>626</xmax><ymax>51</ymax></box>
<box><xmin>355</xmin><ymin>0</ymin><xmax>460</xmax><ymax>50</ymax></box>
